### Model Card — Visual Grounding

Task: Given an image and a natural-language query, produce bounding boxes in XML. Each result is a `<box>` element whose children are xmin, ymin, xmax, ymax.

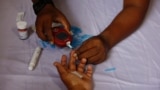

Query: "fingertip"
<box><xmin>70</xmin><ymin>50</ymin><xmax>76</xmax><ymax>57</ymax></box>
<box><xmin>68</xmin><ymin>51</ymin><xmax>77</xmax><ymax>71</ymax></box>
<box><xmin>53</xmin><ymin>62</ymin><xmax>58</xmax><ymax>66</ymax></box>
<box><xmin>63</xmin><ymin>22</ymin><xmax>70</xmax><ymax>31</ymax></box>
<box><xmin>59</xmin><ymin>18</ymin><xmax>71</xmax><ymax>35</ymax></box>
<box><xmin>62</xmin><ymin>55</ymin><xmax>67</xmax><ymax>58</ymax></box>
<box><xmin>82</xmin><ymin>58</ymin><xmax>87</xmax><ymax>62</ymax></box>
<box><xmin>86</xmin><ymin>65</ymin><xmax>93</xmax><ymax>77</ymax></box>
<box><xmin>70</xmin><ymin>50</ymin><xmax>76</xmax><ymax>56</ymax></box>
<box><xmin>64</xmin><ymin>26</ymin><xmax>70</xmax><ymax>33</ymax></box>
<box><xmin>87</xmin><ymin>65</ymin><xmax>93</xmax><ymax>70</ymax></box>
<box><xmin>73</xmin><ymin>53</ymin><xmax>77</xmax><ymax>57</ymax></box>
<box><xmin>74</xmin><ymin>50</ymin><xmax>81</xmax><ymax>59</ymax></box>
<box><xmin>73</xmin><ymin>52</ymin><xmax>79</xmax><ymax>60</ymax></box>
<box><xmin>61</xmin><ymin>55</ymin><xmax>67</xmax><ymax>63</ymax></box>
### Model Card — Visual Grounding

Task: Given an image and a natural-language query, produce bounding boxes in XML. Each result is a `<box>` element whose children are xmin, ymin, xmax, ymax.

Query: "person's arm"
<box><xmin>32</xmin><ymin>0</ymin><xmax>38</xmax><ymax>3</ymax></box>
<box><xmin>100</xmin><ymin>0</ymin><xmax>150</xmax><ymax>48</ymax></box>
<box><xmin>76</xmin><ymin>0</ymin><xmax>150</xmax><ymax>64</ymax></box>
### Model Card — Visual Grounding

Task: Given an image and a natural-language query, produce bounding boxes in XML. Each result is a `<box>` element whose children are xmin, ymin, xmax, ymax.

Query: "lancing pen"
<box><xmin>28</xmin><ymin>47</ymin><xmax>42</xmax><ymax>71</ymax></box>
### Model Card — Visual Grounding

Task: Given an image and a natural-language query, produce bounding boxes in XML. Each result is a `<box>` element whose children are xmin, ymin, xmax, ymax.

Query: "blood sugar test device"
<box><xmin>52</xmin><ymin>27</ymin><xmax>73</xmax><ymax>48</ymax></box>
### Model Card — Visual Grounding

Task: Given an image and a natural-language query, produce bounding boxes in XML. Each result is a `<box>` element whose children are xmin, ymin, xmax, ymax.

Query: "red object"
<box><xmin>52</xmin><ymin>27</ymin><xmax>72</xmax><ymax>47</ymax></box>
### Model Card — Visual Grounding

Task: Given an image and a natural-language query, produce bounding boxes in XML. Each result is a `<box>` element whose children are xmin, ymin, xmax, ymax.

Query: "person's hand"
<box><xmin>36</xmin><ymin>4</ymin><xmax>70</xmax><ymax>42</ymax></box>
<box><xmin>54</xmin><ymin>51</ymin><xmax>93</xmax><ymax>90</ymax></box>
<box><xmin>75</xmin><ymin>35</ymin><xmax>110</xmax><ymax>64</ymax></box>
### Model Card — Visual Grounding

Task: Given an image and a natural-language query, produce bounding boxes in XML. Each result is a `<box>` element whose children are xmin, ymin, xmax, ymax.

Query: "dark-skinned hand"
<box><xmin>76</xmin><ymin>35</ymin><xmax>109</xmax><ymax>64</ymax></box>
<box><xmin>54</xmin><ymin>51</ymin><xmax>93</xmax><ymax>90</ymax></box>
<box><xmin>36</xmin><ymin>4</ymin><xmax>70</xmax><ymax>43</ymax></box>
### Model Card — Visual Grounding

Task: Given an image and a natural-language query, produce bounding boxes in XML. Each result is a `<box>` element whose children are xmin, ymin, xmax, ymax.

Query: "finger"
<box><xmin>68</xmin><ymin>50</ymin><xmax>76</xmax><ymax>71</ymax></box>
<box><xmin>54</xmin><ymin>62</ymin><xmax>67</xmax><ymax>75</ymax></box>
<box><xmin>76</xmin><ymin>42</ymin><xmax>94</xmax><ymax>56</ymax></box>
<box><xmin>87</xmin><ymin>54</ymin><xmax>100</xmax><ymax>64</ymax></box>
<box><xmin>56</xmin><ymin>15</ymin><xmax>71</xmax><ymax>34</ymax></box>
<box><xmin>36</xmin><ymin>19</ymin><xmax>47</xmax><ymax>41</ymax></box>
<box><xmin>77</xmin><ymin>58</ymin><xmax>87</xmax><ymax>73</ymax></box>
<box><xmin>85</xmin><ymin>65</ymin><xmax>93</xmax><ymax>77</ymax></box>
<box><xmin>94</xmin><ymin>52</ymin><xmax>107</xmax><ymax>64</ymax></box>
<box><xmin>61</xmin><ymin>55</ymin><xmax>68</xmax><ymax>68</ymax></box>
<box><xmin>60</xmin><ymin>18</ymin><xmax>71</xmax><ymax>34</ymax></box>
<box><xmin>73</xmin><ymin>53</ymin><xmax>78</xmax><ymax>60</ymax></box>
<box><xmin>44</xmin><ymin>21</ymin><xmax>54</xmax><ymax>42</ymax></box>
<box><xmin>88</xmin><ymin>52</ymin><xmax>106</xmax><ymax>64</ymax></box>
<box><xmin>77</xmin><ymin>47</ymin><xmax>99</xmax><ymax>60</ymax></box>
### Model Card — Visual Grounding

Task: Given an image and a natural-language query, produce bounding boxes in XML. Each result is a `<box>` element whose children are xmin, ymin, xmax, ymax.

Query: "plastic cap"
<box><xmin>17</xmin><ymin>21</ymin><xmax>27</xmax><ymax>29</ymax></box>
<box><xmin>66</xmin><ymin>41</ymin><xmax>73</xmax><ymax>48</ymax></box>
<box><xmin>28</xmin><ymin>66</ymin><xmax>33</xmax><ymax>71</ymax></box>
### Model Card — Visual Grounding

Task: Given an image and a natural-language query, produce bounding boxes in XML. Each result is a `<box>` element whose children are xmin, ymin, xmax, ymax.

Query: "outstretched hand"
<box><xmin>54</xmin><ymin>51</ymin><xmax>93</xmax><ymax>90</ymax></box>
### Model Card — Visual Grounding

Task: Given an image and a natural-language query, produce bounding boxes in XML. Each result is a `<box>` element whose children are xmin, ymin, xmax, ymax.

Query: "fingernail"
<box><xmin>73</xmin><ymin>53</ymin><xmax>77</xmax><ymax>57</ymax></box>
<box><xmin>73</xmin><ymin>53</ymin><xmax>78</xmax><ymax>60</ymax></box>
<box><xmin>82</xmin><ymin>58</ymin><xmax>87</xmax><ymax>62</ymax></box>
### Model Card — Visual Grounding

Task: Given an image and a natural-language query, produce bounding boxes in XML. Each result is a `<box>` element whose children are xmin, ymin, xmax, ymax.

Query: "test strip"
<box><xmin>28</xmin><ymin>47</ymin><xmax>42</xmax><ymax>71</ymax></box>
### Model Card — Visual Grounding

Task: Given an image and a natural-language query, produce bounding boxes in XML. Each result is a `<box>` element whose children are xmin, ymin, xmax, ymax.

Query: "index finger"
<box><xmin>56</xmin><ymin>16</ymin><xmax>71</xmax><ymax>34</ymax></box>
<box><xmin>36</xmin><ymin>18</ymin><xmax>47</xmax><ymax>41</ymax></box>
<box><xmin>44</xmin><ymin>21</ymin><xmax>54</xmax><ymax>42</ymax></box>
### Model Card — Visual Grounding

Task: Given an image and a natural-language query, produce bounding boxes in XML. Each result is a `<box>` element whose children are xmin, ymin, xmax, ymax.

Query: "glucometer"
<box><xmin>52</xmin><ymin>27</ymin><xmax>73</xmax><ymax>48</ymax></box>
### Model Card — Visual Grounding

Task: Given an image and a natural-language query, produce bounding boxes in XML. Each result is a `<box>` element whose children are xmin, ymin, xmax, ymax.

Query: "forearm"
<box><xmin>100</xmin><ymin>1</ymin><xmax>150</xmax><ymax>48</ymax></box>
<box><xmin>31</xmin><ymin>0</ymin><xmax>56</xmax><ymax>15</ymax></box>
<box><xmin>32</xmin><ymin>0</ymin><xmax>38</xmax><ymax>3</ymax></box>
<box><xmin>31</xmin><ymin>0</ymin><xmax>55</xmax><ymax>7</ymax></box>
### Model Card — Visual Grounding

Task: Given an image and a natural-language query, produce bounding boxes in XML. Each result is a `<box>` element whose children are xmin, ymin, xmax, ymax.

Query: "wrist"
<box><xmin>33</xmin><ymin>0</ymin><xmax>55</xmax><ymax>15</ymax></box>
<box><xmin>98</xmin><ymin>31</ymin><xmax>112</xmax><ymax>49</ymax></box>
